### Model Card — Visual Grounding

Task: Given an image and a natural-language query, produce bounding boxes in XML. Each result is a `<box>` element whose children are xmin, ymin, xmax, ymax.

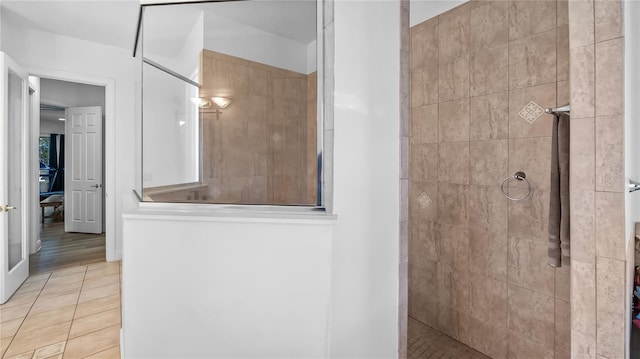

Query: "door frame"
<box><xmin>28</xmin><ymin>67</ymin><xmax>116</xmax><ymax>261</ymax></box>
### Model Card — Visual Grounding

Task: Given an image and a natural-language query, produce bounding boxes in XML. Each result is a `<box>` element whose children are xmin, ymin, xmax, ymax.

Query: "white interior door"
<box><xmin>0</xmin><ymin>53</ymin><xmax>29</xmax><ymax>304</ymax></box>
<box><xmin>65</xmin><ymin>106</ymin><xmax>103</xmax><ymax>234</ymax></box>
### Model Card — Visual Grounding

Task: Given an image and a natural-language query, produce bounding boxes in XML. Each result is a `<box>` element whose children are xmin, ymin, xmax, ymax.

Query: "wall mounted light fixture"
<box><xmin>190</xmin><ymin>97</ymin><xmax>211</xmax><ymax>108</ymax></box>
<box><xmin>211</xmin><ymin>96</ymin><xmax>231</xmax><ymax>109</ymax></box>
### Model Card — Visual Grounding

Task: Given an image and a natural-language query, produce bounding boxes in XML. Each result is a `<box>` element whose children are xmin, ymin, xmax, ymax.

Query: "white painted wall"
<box><xmin>203</xmin><ymin>12</ymin><xmax>312</xmax><ymax>74</ymax></box>
<box><xmin>329</xmin><ymin>1</ymin><xmax>400</xmax><ymax>357</ymax></box>
<box><xmin>410</xmin><ymin>0</ymin><xmax>468</xmax><ymax>26</ymax></box>
<box><xmin>121</xmin><ymin>198</ymin><xmax>335</xmax><ymax>357</ymax></box>
<box><xmin>2</xmin><ymin>11</ymin><xmax>137</xmax><ymax>261</ymax></box>
<box><xmin>39</xmin><ymin>120</ymin><xmax>64</xmax><ymax>135</ymax></box>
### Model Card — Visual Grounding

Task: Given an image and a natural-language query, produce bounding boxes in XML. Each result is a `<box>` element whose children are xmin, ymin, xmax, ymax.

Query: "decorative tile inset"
<box><xmin>518</xmin><ymin>101</ymin><xmax>545</xmax><ymax>124</ymax></box>
<box><xmin>417</xmin><ymin>192</ymin><xmax>433</xmax><ymax>208</ymax></box>
<box><xmin>33</xmin><ymin>341</ymin><xmax>66</xmax><ymax>359</ymax></box>
<box><xmin>271</xmin><ymin>132</ymin><xmax>282</xmax><ymax>143</ymax></box>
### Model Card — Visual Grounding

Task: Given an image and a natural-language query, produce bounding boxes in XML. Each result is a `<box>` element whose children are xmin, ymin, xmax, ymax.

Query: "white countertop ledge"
<box><xmin>123</xmin><ymin>197</ymin><xmax>337</xmax><ymax>225</ymax></box>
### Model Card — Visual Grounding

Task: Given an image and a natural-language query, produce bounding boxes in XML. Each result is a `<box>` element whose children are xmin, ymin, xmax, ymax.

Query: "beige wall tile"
<box><xmin>508</xmin><ymin>333</ymin><xmax>554</xmax><ymax>359</ymax></box>
<box><xmin>469</xmin><ymin>92</ymin><xmax>509</xmax><ymax>140</ymax></box>
<box><xmin>411</xmin><ymin>67</ymin><xmax>439</xmax><ymax>107</ymax></box>
<box><xmin>557</xmin><ymin>25</ymin><xmax>570</xmax><ymax>82</ymax></box>
<box><xmin>438</xmin><ymin>9</ymin><xmax>470</xmax><ymax>63</ymax></box>
<box><xmin>571</xmin><ymin>260</ymin><xmax>596</xmax><ymax>335</ymax></box>
<box><xmin>437</xmin><ymin>223</ymin><xmax>469</xmax><ymax>272</ymax></box>
<box><xmin>437</xmin><ymin>264</ymin><xmax>469</xmax><ymax>338</ymax></box>
<box><xmin>437</xmin><ymin>183</ymin><xmax>469</xmax><ymax>226</ymax></box>
<box><xmin>570</xmin><ymin>192</ymin><xmax>596</xmax><ymax>261</ymax></box>
<box><xmin>595</xmin><ymin>38</ymin><xmax>624</xmax><ymax>117</ymax></box>
<box><xmin>470</xmin><ymin>0</ymin><xmax>508</xmax><ymax>50</ymax></box>
<box><xmin>572</xmin><ymin>329</ymin><xmax>597</xmax><ymax>359</ymax></box>
<box><xmin>508</xmin><ymin>1</ymin><xmax>556</xmax><ymax>41</ymax></box>
<box><xmin>411</xmin><ymin>19</ymin><xmax>438</xmax><ymax>71</ymax></box>
<box><xmin>410</xmin><ymin>104</ymin><xmax>438</xmax><ymax>144</ymax></box>
<box><xmin>509</xmin><ymin>29</ymin><xmax>557</xmax><ymax>90</ymax></box>
<box><xmin>555</xmin><ymin>298</ymin><xmax>571</xmax><ymax>354</ymax></box>
<box><xmin>469</xmin><ymin>186</ymin><xmax>508</xmax><ymax>282</ymax></box>
<box><xmin>410</xmin><ymin>221</ymin><xmax>438</xmax><ymax>264</ymax></box>
<box><xmin>508</xmin><ymin>137</ymin><xmax>552</xmax><ymax>191</ymax></box>
<box><xmin>508</xmin><ymin>83</ymin><xmax>555</xmax><ymax>138</ymax></box>
<box><xmin>410</xmin><ymin>180</ymin><xmax>438</xmax><ymax>222</ymax></box>
<box><xmin>439</xmin><ymin>99</ymin><xmax>469</xmax><ymax>142</ymax></box>
<box><xmin>570</xmin><ymin>117</ymin><xmax>595</xmax><ymax>191</ymax></box>
<box><xmin>568</xmin><ymin>0</ymin><xmax>595</xmax><ymax>48</ymax></box>
<box><xmin>507</xmin><ymin>236</ymin><xmax>555</xmax><ymax>296</ymax></box>
<box><xmin>596</xmin><ymin>257</ymin><xmax>625</xmax><ymax>358</ymax></box>
<box><xmin>508</xmin><ymin>190</ymin><xmax>550</xmax><ymax>241</ymax></box>
<box><xmin>465</xmin><ymin>314</ymin><xmax>507</xmax><ymax>359</ymax></box>
<box><xmin>468</xmin><ymin>273</ymin><xmax>507</xmax><ymax>327</ymax></box>
<box><xmin>557</xmin><ymin>80</ymin><xmax>570</xmax><ymax>106</ymax></box>
<box><xmin>595</xmin><ymin>192</ymin><xmax>625</xmax><ymax>260</ymax></box>
<box><xmin>507</xmin><ymin>285</ymin><xmax>554</xmax><ymax>349</ymax></box>
<box><xmin>557</xmin><ymin>0</ymin><xmax>569</xmax><ymax>27</ymax></box>
<box><xmin>470</xmin><ymin>44</ymin><xmax>508</xmax><ymax>97</ymax></box>
<box><xmin>594</xmin><ymin>0</ymin><xmax>623</xmax><ymax>43</ymax></box>
<box><xmin>595</xmin><ymin>115</ymin><xmax>624</xmax><ymax>192</ymax></box>
<box><xmin>555</xmin><ymin>265</ymin><xmax>570</xmax><ymax>300</ymax></box>
<box><xmin>438</xmin><ymin>55</ymin><xmax>469</xmax><ymax>102</ymax></box>
<box><xmin>470</xmin><ymin>139</ymin><xmax>508</xmax><ymax>186</ymax></box>
<box><xmin>410</xmin><ymin>144</ymin><xmax>438</xmax><ymax>181</ymax></box>
<box><xmin>408</xmin><ymin>258</ymin><xmax>438</xmax><ymax>327</ymax></box>
<box><xmin>438</xmin><ymin>142</ymin><xmax>469</xmax><ymax>184</ymax></box>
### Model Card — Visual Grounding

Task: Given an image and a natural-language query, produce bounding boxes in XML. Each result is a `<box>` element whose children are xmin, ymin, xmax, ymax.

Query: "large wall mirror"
<box><xmin>136</xmin><ymin>0</ymin><xmax>321</xmax><ymax>207</ymax></box>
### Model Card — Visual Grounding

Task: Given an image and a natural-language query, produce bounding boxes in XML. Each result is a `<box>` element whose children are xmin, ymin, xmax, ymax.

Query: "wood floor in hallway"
<box><xmin>30</xmin><ymin>211</ymin><xmax>105</xmax><ymax>275</ymax></box>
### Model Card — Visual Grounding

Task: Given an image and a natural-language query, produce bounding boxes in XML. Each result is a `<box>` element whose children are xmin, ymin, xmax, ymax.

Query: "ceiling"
<box><xmin>1</xmin><ymin>0</ymin><xmax>316</xmax><ymax>52</ymax></box>
<box><xmin>1</xmin><ymin>0</ymin><xmax>140</xmax><ymax>50</ymax></box>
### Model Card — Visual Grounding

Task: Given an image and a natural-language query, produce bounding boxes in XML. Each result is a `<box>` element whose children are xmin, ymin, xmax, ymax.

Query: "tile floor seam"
<box><xmin>62</xmin><ymin>268</ymin><xmax>89</xmax><ymax>355</ymax></box>
<box><xmin>78</xmin><ymin>344</ymin><xmax>119</xmax><ymax>359</ymax></box>
<box><xmin>3</xmin><ymin>273</ymin><xmax>50</xmax><ymax>358</ymax></box>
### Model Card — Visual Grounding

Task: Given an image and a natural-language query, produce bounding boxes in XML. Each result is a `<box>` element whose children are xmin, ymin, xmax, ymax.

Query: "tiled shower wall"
<box><xmin>567</xmin><ymin>1</ymin><xmax>626</xmax><ymax>358</ymax></box>
<box><xmin>199</xmin><ymin>49</ymin><xmax>316</xmax><ymax>205</ymax></box>
<box><xmin>408</xmin><ymin>0</ymin><xmax>570</xmax><ymax>358</ymax></box>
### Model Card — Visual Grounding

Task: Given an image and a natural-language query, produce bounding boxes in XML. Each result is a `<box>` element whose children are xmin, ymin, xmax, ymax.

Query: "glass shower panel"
<box><xmin>142</xmin><ymin>62</ymin><xmax>200</xmax><ymax>195</ymax></box>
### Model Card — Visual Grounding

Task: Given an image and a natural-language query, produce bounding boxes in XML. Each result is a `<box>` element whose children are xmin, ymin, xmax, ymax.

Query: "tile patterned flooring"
<box><xmin>408</xmin><ymin>317</ymin><xmax>490</xmax><ymax>359</ymax></box>
<box><xmin>0</xmin><ymin>261</ymin><xmax>121</xmax><ymax>358</ymax></box>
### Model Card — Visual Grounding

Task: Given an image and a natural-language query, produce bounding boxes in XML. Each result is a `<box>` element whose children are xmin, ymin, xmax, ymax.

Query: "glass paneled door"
<box><xmin>0</xmin><ymin>52</ymin><xmax>29</xmax><ymax>304</ymax></box>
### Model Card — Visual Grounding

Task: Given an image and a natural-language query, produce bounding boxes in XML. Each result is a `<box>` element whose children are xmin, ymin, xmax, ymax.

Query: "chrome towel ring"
<box><xmin>500</xmin><ymin>171</ymin><xmax>531</xmax><ymax>201</ymax></box>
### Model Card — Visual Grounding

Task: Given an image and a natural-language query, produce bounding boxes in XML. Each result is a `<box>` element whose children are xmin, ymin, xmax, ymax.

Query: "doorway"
<box><xmin>30</xmin><ymin>78</ymin><xmax>106</xmax><ymax>274</ymax></box>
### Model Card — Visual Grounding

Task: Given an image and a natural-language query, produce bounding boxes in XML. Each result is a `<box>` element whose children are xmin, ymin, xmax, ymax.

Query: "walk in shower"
<box><xmin>408</xmin><ymin>0</ymin><xmax>570</xmax><ymax>357</ymax></box>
